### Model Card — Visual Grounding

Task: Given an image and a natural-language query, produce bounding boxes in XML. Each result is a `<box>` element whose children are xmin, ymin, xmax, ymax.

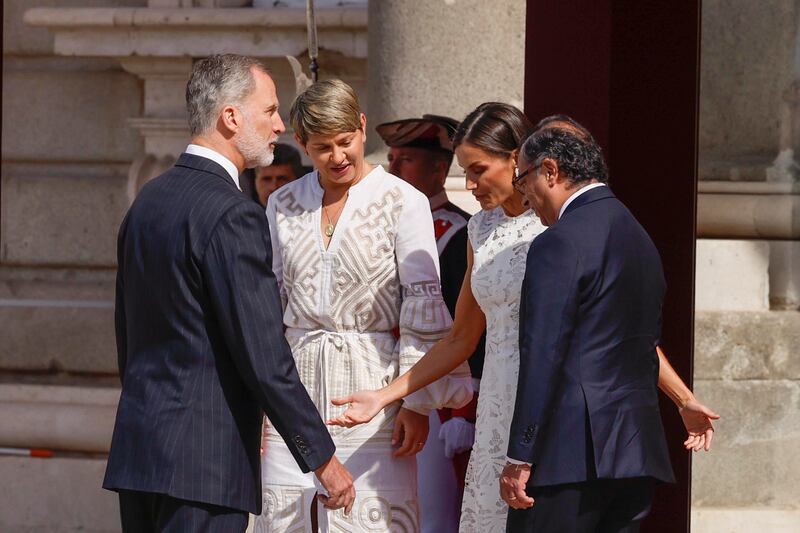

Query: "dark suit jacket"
<box><xmin>103</xmin><ymin>153</ymin><xmax>335</xmax><ymax>514</ymax></box>
<box><xmin>507</xmin><ymin>185</ymin><xmax>674</xmax><ymax>487</ymax></box>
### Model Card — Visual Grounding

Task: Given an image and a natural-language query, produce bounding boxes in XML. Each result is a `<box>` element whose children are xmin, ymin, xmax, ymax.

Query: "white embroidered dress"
<box><xmin>458</xmin><ymin>207</ymin><xmax>545</xmax><ymax>533</ymax></box>
<box><xmin>255</xmin><ymin>166</ymin><xmax>472</xmax><ymax>533</ymax></box>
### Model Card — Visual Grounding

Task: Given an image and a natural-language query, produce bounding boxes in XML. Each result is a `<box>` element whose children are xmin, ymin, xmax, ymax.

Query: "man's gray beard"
<box><xmin>237</xmin><ymin>120</ymin><xmax>275</xmax><ymax>169</ymax></box>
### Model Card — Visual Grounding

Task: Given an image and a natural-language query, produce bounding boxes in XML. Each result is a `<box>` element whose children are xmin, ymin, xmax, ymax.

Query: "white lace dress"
<box><xmin>458</xmin><ymin>207</ymin><xmax>545</xmax><ymax>533</ymax></box>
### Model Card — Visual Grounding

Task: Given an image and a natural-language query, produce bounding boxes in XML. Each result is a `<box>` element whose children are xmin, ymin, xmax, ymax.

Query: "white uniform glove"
<box><xmin>438</xmin><ymin>416</ymin><xmax>475</xmax><ymax>458</ymax></box>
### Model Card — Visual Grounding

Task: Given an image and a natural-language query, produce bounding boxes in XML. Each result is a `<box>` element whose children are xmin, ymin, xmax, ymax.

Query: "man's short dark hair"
<box><xmin>521</xmin><ymin>127</ymin><xmax>609</xmax><ymax>185</ymax></box>
<box><xmin>268</xmin><ymin>143</ymin><xmax>305</xmax><ymax>179</ymax></box>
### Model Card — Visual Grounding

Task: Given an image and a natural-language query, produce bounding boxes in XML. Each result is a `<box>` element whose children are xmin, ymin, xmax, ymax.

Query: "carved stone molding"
<box><xmin>24</xmin><ymin>7</ymin><xmax>367</xmax><ymax>59</ymax></box>
<box><xmin>24</xmin><ymin>5</ymin><xmax>367</xmax><ymax>199</ymax></box>
<box><xmin>698</xmin><ymin>181</ymin><xmax>800</xmax><ymax>239</ymax></box>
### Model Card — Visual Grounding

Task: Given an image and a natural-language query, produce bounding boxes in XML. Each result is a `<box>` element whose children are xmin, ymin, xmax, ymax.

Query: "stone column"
<box><xmin>365</xmin><ymin>0</ymin><xmax>525</xmax><ymax>156</ymax></box>
<box><xmin>119</xmin><ymin>57</ymin><xmax>194</xmax><ymax>201</ymax></box>
<box><xmin>365</xmin><ymin>0</ymin><xmax>525</xmax><ymax>212</ymax></box>
<box><xmin>699</xmin><ymin>0</ymin><xmax>797</xmax><ymax>182</ymax></box>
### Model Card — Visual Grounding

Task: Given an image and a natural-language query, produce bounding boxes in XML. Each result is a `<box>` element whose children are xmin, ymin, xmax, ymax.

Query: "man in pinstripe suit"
<box><xmin>103</xmin><ymin>54</ymin><xmax>354</xmax><ymax>531</ymax></box>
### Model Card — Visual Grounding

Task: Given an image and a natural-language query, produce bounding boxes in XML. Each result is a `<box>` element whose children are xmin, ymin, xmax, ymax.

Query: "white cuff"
<box><xmin>472</xmin><ymin>377</ymin><xmax>481</xmax><ymax>393</ymax></box>
<box><xmin>505</xmin><ymin>456</ymin><xmax>532</xmax><ymax>466</ymax></box>
<box><xmin>438</xmin><ymin>417</ymin><xmax>475</xmax><ymax>458</ymax></box>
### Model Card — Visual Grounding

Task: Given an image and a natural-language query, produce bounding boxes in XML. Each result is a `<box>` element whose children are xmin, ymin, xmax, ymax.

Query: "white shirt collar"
<box><xmin>185</xmin><ymin>144</ymin><xmax>241</xmax><ymax>191</ymax></box>
<box><xmin>558</xmin><ymin>182</ymin><xmax>607</xmax><ymax>220</ymax></box>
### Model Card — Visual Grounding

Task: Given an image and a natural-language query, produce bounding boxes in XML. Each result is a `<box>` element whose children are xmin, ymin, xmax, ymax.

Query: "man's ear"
<box><xmin>540</xmin><ymin>158</ymin><xmax>559</xmax><ymax>186</ymax></box>
<box><xmin>220</xmin><ymin>104</ymin><xmax>239</xmax><ymax>134</ymax></box>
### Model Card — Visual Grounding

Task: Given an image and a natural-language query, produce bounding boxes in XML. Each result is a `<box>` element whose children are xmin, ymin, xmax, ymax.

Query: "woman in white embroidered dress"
<box><xmin>254</xmin><ymin>80</ymin><xmax>472</xmax><ymax>533</ymax></box>
<box><xmin>329</xmin><ymin>105</ymin><xmax>720</xmax><ymax>533</ymax></box>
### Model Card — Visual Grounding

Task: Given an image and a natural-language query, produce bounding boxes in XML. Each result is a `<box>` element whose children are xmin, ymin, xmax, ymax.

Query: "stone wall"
<box><xmin>700</xmin><ymin>0</ymin><xmax>798</xmax><ymax>180</ymax></box>
<box><xmin>0</xmin><ymin>4</ymin><xmax>367</xmax><ymax>530</ymax></box>
<box><xmin>0</xmin><ymin>0</ymin><xmax>368</xmax><ymax>378</ymax></box>
<box><xmin>693</xmin><ymin>312</ymin><xmax>800</xmax><ymax>507</ymax></box>
<box><xmin>694</xmin><ymin>3</ymin><xmax>800</xmax><ymax>524</ymax></box>
<box><xmin>2</xmin><ymin>1</ymin><xmax>143</xmax><ymax>385</ymax></box>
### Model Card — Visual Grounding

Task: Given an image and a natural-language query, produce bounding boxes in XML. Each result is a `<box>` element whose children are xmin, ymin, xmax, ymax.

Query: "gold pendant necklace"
<box><xmin>323</xmin><ymin>192</ymin><xmax>348</xmax><ymax>238</ymax></box>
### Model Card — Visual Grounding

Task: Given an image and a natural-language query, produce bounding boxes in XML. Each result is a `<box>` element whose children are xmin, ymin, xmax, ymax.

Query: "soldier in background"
<box><xmin>252</xmin><ymin>143</ymin><xmax>307</xmax><ymax>206</ymax></box>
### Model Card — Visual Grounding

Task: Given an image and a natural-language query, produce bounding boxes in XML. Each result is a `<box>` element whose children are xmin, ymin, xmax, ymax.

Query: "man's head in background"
<box><xmin>377</xmin><ymin>115</ymin><xmax>459</xmax><ymax>199</ymax></box>
<box><xmin>254</xmin><ymin>143</ymin><xmax>306</xmax><ymax>206</ymax></box>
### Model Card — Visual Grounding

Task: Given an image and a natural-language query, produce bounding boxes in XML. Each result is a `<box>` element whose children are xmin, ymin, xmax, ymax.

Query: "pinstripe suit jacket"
<box><xmin>103</xmin><ymin>153</ymin><xmax>335</xmax><ymax>514</ymax></box>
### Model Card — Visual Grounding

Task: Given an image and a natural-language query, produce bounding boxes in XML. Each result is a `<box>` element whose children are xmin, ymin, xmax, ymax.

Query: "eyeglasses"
<box><xmin>512</xmin><ymin>163</ymin><xmax>540</xmax><ymax>193</ymax></box>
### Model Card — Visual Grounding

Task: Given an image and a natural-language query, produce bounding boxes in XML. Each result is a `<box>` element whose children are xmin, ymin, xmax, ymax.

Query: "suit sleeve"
<box><xmin>202</xmin><ymin>200</ymin><xmax>335</xmax><ymax>473</ymax></box>
<box><xmin>507</xmin><ymin>228</ymin><xmax>581</xmax><ymax>464</ymax></box>
<box><xmin>114</xmin><ymin>215</ymin><xmax>128</xmax><ymax>383</ymax></box>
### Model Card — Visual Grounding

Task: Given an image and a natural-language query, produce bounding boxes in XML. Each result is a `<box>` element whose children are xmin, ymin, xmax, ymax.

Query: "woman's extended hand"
<box><xmin>680</xmin><ymin>397</ymin><xmax>720</xmax><ymax>452</ymax></box>
<box><xmin>327</xmin><ymin>390</ymin><xmax>386</xmax><ymax>427</ymax></box>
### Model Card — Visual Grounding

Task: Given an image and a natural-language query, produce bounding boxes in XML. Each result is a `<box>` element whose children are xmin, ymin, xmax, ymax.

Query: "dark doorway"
<box><xmin>524</xmin><ymin>1</ymin><xmax>700</xmax><ymax>531</ymax></box>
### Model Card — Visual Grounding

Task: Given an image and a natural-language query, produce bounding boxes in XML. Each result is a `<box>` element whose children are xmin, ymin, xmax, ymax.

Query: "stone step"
<box><xmin>0</xmin><ymin>456</ymin><xmax>119</xmax><ymax>532</ymax></box>
<box><xmin>692</xmin><ymin>508</ymin><xmax>800</xmax><ymax>533</ymax></box>
<box><xmin>692</xmin><ymin>379</ymin><xmax>800</xmax><ymax>509</ymax></box>
<box><xmin>695</xmin><ymin>311</ymin><xmax>800</xmax><ymax>380</ymax></box>
<box><xmin>0</xmin><ymin>384</ymin><xmax>118</xmax><ymax>452</ymax></box>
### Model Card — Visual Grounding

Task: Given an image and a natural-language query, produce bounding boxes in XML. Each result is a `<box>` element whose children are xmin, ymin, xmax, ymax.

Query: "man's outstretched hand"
<box><xmin>314</xmin><ymin>455</ymin><xmax>355</xmax><ymax>515</ymax></box>
<box><xmin>680</xmin><ymin>397</ymin><xmax>720</xmax><ymax>452</ymax></box>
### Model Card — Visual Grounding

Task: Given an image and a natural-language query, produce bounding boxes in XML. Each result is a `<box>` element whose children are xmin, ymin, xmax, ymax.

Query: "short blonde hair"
<box><xmin>290</xmin><ymin>79</ymin><xmax>363</xmax><ymax>143</ymax></box>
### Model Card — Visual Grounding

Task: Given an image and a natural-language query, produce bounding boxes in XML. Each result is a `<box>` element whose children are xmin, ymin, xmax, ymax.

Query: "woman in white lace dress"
<box><xmin>330</xmin><ymin>103</ymin><xmax>541</xmax><ymax>532</ymax></box>
<box><xmin>254</xmin><ymin>80</ymin><xmax>472</xmax><ymax>533</ymax></box>
<box><xmin>329</xmin><ymin>106</ymin><xmax>719</xmax><ymax>533</ymax></box>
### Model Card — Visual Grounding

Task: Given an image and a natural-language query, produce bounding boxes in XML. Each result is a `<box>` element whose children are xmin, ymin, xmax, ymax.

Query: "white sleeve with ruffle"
<box><xmin>394</xmin><ymin>187</ymin><xmax>473</xmax><ymax>415</ymax></box>
<box><xmin>264</xmin><ymin>196</ymin><xmax>287</xmax><ymax>309</ymax></box>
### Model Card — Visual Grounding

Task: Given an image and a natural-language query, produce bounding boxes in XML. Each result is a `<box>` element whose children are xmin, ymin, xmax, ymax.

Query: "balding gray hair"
<box><xmin>185</xmin><ymin>54</ymin><xmax>267</xmax><ymax>136</ymax></box>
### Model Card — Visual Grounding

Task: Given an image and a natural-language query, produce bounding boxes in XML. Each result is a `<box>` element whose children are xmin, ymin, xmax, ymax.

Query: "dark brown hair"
<box><xmin>453</xmin><ymin>102</ymin><xmax>534</xmax><ymax>158</ymax></box>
